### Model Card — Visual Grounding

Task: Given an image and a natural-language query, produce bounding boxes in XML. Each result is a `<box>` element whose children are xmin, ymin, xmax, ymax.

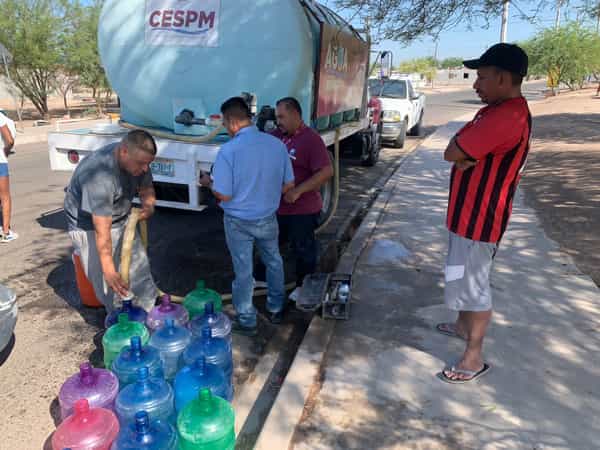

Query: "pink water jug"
<box><xmin>146</xmin><ymin>294</ymin><xmax>189</xmax><ymax>332</ymax></box>
<box><xmin>52</xmin><ymin>399</ymin><xmax>119</xmax><ymax>450</ymax></box>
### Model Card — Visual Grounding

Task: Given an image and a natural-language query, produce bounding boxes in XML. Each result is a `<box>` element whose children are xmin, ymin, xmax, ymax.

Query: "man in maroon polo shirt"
<box><xmin>438</xmin><ymin>43</ymin><xmax>532</xmax><ymax>383</ymax></box>
<box><xmin>256</xmin><ymin>97</ymin><xmax>333</xmax><ymax>309</ymax></box>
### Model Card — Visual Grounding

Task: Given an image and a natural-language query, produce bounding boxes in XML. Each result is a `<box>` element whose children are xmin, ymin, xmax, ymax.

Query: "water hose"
<box><xmin>315</xmin><ymin>128</ymin><xmax>340</xmax><ymax>234</ymax></box>
<box><xmin>119</xmin><ymin>120</ymin><xmax>225</xmax><ymax>143</ymax></box>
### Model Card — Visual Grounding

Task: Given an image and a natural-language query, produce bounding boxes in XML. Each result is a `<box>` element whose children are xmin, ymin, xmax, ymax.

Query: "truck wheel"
<box><xmin>409</xmin><ymin>112</ymin><xmax>424</xmax><ymax>136</ymax></box>
<box><xmin>393</xmin><ymin>120</ymin><xmax>407</xmax><ymax>148</ymax></box>
<box><xmin>318</xmin><ymin>150</ymin><xmax>336</xmax><ymax>227</ymax></box>
<box><xmin>362</xmin><ymin>124</ymin><xmax>381</xmax><ymax>167</ymax></box>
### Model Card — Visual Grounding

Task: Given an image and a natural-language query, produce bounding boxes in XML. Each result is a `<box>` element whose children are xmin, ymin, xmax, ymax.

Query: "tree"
<box><xmin>398</xmin><ymin>57</ymin><xmax>438</xmax><ymax>84</ymax></box>
<box><xmin>63</xmin><ymin>0</ymin><xmax>111</xmax><ymax>115</ymax></box>
<box><xmin>334</xmin><ymin>0</ymin><xmax>544</xmax><ymax>43</ymax></box>
<box><xmin>440</xmin><ymin>57</ymin><xmax>465</xmax><ymax>69</ymax></box>
<box><xmin>0</xmin><ymin>0</ymin><xmax>63</xmax><ymax>118</ymax></box>
<box><xmin>522</xmin><ymin>23</ymin><xmax>600</xmax><ymax>93</ymax></box>
<box><xmin>53</xmin><ymin>73</ymin><xmax>79</xmax><ymax>116</ymax></box>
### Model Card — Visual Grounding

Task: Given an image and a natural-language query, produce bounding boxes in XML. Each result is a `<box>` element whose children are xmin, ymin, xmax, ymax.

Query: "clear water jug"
<box><xmin>189</xmin><ymin>302</ymin><xmax>232</xmax><ymax>344</ymax></box>
<box><xmin>115</xmin><ymin>367</ymin><xmax>175</xmax><ymax>427</ymax></box>
<box><xmin>149</xmin><ymin>318</ymin><xmax>191</xmax><ymax>382</ymax></box>
<box><xmin>111</xmin><ymin>336</ymin><xmax>164</xmax><ymax>389</ymax></box>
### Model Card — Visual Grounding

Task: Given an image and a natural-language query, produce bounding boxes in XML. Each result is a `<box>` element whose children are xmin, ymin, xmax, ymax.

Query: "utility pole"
<box><xmin>500</xmin><ymin>0</ymin><xmax>510</xmax><ymax>43</ymax></box>
<box><xmin>555</xmin><ymin>0</ymin><xmax>562</xmax><ymax>29</ymax></box>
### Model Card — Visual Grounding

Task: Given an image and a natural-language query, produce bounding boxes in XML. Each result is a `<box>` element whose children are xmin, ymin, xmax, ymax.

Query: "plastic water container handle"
<box><xmin>135</xmin><ymin>411</ymin><xmax>151</xmax><ymax>435</ymax></box>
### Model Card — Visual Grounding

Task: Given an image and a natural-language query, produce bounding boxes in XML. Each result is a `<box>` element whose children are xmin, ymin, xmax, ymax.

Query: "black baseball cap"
<box><xmin>463</xmin><ymin>43</ymin><xmax>528</xmax><ymax>77</ymax></box>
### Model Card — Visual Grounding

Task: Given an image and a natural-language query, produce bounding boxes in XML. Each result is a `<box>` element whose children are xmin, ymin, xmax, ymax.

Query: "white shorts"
<box><xmin>444</xmin><ymin>231</ymin><xmax>497</xmax><ymax>312</ymax></box>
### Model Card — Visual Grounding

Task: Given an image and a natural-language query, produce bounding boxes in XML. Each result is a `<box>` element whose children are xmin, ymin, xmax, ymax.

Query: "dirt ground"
<box><xmin>521</xmin><ymin>89</ymin><xmax>600</xmax><ymax>286</ymax></box>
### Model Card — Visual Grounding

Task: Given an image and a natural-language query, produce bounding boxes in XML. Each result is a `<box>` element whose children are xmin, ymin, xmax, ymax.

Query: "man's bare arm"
<box><xmin>138</xmin><ymin>186</ymin><xmax>156</xmax><ymax>220</ymax></box>
<box><xmin>92</xmin><ymin>214</ymin><xmax>129</xmax><ymax>297</ymax></box>
<box><xmin>444</xmin><ymin>138</ymin><xmax>477</xmax><ymax>170</ymax></box>
<box><xmin>284</xmin><ymin>165</ymin><xmax>333</xmax><ymax>204</ymax></box>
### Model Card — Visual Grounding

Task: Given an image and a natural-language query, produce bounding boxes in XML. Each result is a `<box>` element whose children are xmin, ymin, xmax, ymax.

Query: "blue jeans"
<box><xmin>224</xmin><ymin>214</ymin><xmax>285</xmax><ymax>327</ymax></box>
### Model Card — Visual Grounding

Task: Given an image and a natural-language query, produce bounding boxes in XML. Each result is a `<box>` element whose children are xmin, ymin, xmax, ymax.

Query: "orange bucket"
<box><xmin>72</xmin><ymin>250</ymin><xmax>103</xmax><ymax>308</ymax></box>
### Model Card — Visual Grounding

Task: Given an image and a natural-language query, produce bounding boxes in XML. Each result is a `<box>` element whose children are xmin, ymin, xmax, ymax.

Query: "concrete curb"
<box><xmin>253</xmin><ymin>125</ymin><xmax>465</xmax><ymax>449</ymax></box>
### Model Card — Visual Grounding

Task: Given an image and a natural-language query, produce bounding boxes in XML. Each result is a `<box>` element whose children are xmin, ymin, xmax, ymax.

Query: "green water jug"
<box><xmin>184</xmin><ymin>281</ymin><xmax>223</xmax><ymax>319</ymax></box>
<box><xmin>177</xmin><ymin>388</ymin><xmax>235</xmax><ymax>450</ymax></box>
<box><xmin>102</xmin><ymin>313</ymin><xmax>150</xmax><ymax>368</ymax></box>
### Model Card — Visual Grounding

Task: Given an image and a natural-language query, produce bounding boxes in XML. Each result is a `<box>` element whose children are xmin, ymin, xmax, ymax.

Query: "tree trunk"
<box><xmin>63</xmin><ymin>92</ymin><xmax>70</xmax><ymax>116</ymax></box>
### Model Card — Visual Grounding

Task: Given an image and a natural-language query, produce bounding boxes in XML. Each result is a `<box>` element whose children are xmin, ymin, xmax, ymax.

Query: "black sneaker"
<box><xmin>231</xmin><ymin>319</ymin><xmax>258</xmax><ymax>337</ymax></box>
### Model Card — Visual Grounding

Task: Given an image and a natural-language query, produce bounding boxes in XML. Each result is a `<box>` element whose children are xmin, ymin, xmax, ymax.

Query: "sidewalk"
<box><xmin>279</xmin><ymin>121</ymin><xmax>600</xmax><ymax>449</ymax></box>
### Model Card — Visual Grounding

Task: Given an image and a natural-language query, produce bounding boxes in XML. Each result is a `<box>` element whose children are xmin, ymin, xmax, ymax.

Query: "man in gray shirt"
<box><xmin>65</xmin><ymin>130</ymin><xmax>158</xmax><ymax>312</ymax></box>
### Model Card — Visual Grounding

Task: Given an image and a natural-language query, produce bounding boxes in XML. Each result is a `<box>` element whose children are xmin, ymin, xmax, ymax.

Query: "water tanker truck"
<box><xmin>48</xmin><ymin>0</ymin><xmax>383</xmax><ymax>225</ymax></box>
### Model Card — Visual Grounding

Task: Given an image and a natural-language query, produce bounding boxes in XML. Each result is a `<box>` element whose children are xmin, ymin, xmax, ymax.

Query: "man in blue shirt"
<box><xmin>200</xmin><ymin>97</ymin><xmax>294</xmax><ymax>335</ymax></box>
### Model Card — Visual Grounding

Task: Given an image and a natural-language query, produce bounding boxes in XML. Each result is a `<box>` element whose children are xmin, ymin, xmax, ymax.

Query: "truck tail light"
<box><xmin>68</xmin><ymin>150</ymin><xmax>80</xmax><ymax>164</ymax></box>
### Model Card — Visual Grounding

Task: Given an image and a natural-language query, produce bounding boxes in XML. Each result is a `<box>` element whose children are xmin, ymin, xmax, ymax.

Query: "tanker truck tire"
<box><xmin>362</xmin><ymin>124</ymin><xmax>382</xmax><ymax>167</ymax></box>
<box><xmin>318</xmin><ymin>150</ymin><xmax>336</xmax><ymax>228</ymax></box>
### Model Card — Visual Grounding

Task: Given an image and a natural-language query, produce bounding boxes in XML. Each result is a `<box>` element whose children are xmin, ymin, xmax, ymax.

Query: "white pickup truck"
<box><xmin>368</xmin><ymin>78</ymin><xmax>426</xmax><ymax>148</ymax></box>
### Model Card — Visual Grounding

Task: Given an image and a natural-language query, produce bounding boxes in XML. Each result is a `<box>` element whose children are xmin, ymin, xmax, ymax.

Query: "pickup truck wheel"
<box><xmin>409</xmin><ymin>112</ymin><xmax>424</xmax><ymax>136</ymax></box>
<box><xmin>362</xmin><ymin>124</ymin><xmax>381</xmax><ymax>167</ymax></box>
<box><xmin>393</xmin><ymin>120</ymin><xmax>407</xmax><ymax>148</ymax></box>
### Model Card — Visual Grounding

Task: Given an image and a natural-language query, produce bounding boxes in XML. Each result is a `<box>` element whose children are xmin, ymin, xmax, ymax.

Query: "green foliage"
<box><xmin>397</xmin><ymin>57</ymin><xmax>437</xmax><ymax>83</ymax></box>
<box><xmin>0</xmin><ymin>0</ymin><xmax>109</xmax><ymax>117</ymax></box>
<box><xmin>439</xmin><ymin>57</ymin><xmax>464</xmax><ymax>69</ymax></box>
<box><xmin>522</xmin><ymin>23</ymin><xmax>600</xmax><ymax>92</ymax></box>
<box><xmin>0</xmin><ymin>0</ymin><xmax>64</xmax><ymax>117</ymax></box>
<box><xmin>334</xmin><ymin>0</ymin><xmax>540</xmax><ymax>43</ymax></box>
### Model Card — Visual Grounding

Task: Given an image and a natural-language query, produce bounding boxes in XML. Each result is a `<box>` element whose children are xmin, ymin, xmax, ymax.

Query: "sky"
<box><xmin>321</xmin><ymin>0</ymin><xmax>592</xmax><ymax>62</ymax></box>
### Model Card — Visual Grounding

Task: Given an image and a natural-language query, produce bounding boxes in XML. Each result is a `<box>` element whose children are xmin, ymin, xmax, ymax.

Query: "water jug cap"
<box><xmin>122</xmin><ymin>292</ymin><xmax>135</xmax><ymax>302</ymax></box>
<box><xmin>165</xmin><ymin>318</ymin><xmax>175</xmax><ymax>329</ymax></box>
<box><xmin>159</xmin><ymin>294</ymin><xmax>174</xmax><ymax>311</ymax></box>
<box><xmin>134</xmin><ymin>411</ymin><xmax>151</xmax><ymax>435</ymax></box>
<box><xmin>205</xmin><ymin>302</ymin><xmax>214</xmax><ymax>315</ymax></box>
<box><xmin>122</xmin><ymin>299</ymin><xmax>133</xmax><ymax>310</ymax></box>
<box><xmin>198</xmin><ymin>388</ymin><xmax>212</xmax><ymax>412</ymax></box>
<box><xmin>137</xmin><ymin>366</ymin><xmax>150</xmax><ymax>382</ymax></box>
<box><xmin>79</xmin><ymin>362</ymin><xmax>94</xmax><ymax>385</ymax></box>
<box><xmin>201</xmin><ymin>326</ymin><xmax>212</xmax><ymax>339</ymax></box>
<box><xmin>74</xmin><ymin>399</ymin><xmax>90</xmax><ymax>415</ymax></box>
<box><xmin>130</xmin><ymin>335</ymin><xmax>143</xmax><ymax>354</ymax></box>
<box><xmin>118</xmin><ymin>313</ymin><xmax>129</xmax><ymax>325</ymax></box>
<box><xmin>194</xmin><ymin>357</ymin><xmax>206</xmax><ymax>372</ymax></box>
<box><xmin>196</xmin><ymin>280</ymin><xmax>205</xmax><ymax>289</ymax></box>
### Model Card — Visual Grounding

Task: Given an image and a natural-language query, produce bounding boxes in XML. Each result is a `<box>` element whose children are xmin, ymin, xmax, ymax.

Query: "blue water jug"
<box><xmin>112</xmin><ymin>336</ymin><xmax>164</xmax><ymax>389</ymax></box>
<box><xmin>115</xmin><ymin>367</ymin><xmax>175</xmax><ymax>427</ymax></box>
<box><xmin>189</xmin><ymin>303</ymin><xmax>232</xmax><ymax>344</ymax></box>
<box><xmin>149</xmin><ymin>319</ymin><xmax>192</xmax><ymax>382</ymax></box>
<box><xmin>105</xmin><ymin>297</ymin><xmax>148</xmax><ymax>328</ymax></box>
<box><xmin>174</xmin><ymin>357</ymin><xmax>231</xmax><ymax>411</ymax></box>
<box><xmin>111</xmin><ymin>410</ymin><xmax>178</xmax><ymax>450</ymax></box>
<box><xmin>182</xmin><ymin>326</ymin><xmax>233</xmax><ymax>387</ymax></box>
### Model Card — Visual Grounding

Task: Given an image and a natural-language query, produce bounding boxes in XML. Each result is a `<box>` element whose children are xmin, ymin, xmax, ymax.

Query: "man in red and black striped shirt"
<box><xmin>438</xmin><ymin>43</ymin><xmax>532</xmax><ymax>383</ymax></box>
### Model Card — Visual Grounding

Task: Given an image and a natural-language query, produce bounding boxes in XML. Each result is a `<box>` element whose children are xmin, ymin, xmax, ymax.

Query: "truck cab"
<box><xmin>368</xmin><ymin>78</ymin><xmax>426</xmax><ymax>148</ymax></box>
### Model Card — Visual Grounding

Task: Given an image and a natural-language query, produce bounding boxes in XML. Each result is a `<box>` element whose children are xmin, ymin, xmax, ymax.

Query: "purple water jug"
<box><xmin>58</xmin><ymin>362</ymin><xmax>119</xmax><ymax>421</ymax></box>
<box><xmin>146</xmin><ymin>294</ymin><xmax>189</xmax><ymax>333</ymax></box>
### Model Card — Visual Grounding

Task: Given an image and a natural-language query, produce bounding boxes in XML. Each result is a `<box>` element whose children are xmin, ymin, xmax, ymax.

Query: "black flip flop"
<box><xmin>439</xmin><ymin>363</ymin><xmax>491</xmax><ymax>384</ymax></box>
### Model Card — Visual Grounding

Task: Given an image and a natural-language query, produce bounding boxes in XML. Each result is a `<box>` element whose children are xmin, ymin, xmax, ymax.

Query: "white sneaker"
<box><xmin>0</xmin><ymin>229</ymin><xmax>18</xmax><ymax>243</ymax></box>
<box><xmin>289</xmin><ymin>287</ymin><xmax>301</xmax><ymax>302</ymax></box>
<box><xmin>253</xmin><ymin>279</ymin><xmax>268</xmax><ymax>289</ymax></box>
